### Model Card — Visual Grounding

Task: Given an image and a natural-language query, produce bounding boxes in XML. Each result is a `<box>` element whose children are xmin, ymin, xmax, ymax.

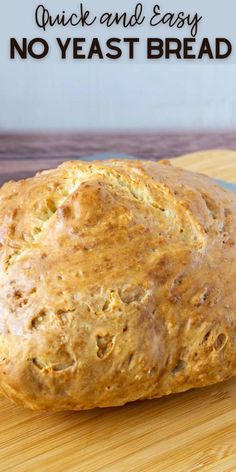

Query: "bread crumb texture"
<box><xmin>0</xmin><ymin>159</ymin><xmax>235</xmax><ymax>411</ymax></box>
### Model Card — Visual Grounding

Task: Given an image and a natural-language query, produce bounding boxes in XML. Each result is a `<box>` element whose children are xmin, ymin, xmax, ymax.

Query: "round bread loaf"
<box><xmin>0</xmin><ymin>159</ymin><xmax>235</xmax><ymax>411</ymax></box>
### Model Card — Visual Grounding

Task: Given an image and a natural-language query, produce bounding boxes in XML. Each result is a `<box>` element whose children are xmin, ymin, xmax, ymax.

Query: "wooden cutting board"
<box><xmin>0</xmin><ymin>150</ymin><xmax>236</xmax><ymax>472</ymax></box>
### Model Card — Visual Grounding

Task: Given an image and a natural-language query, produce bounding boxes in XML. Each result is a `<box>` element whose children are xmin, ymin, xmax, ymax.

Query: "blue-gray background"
<box><xmin>0</xmin><ymin>0</ymin><xmax>236</xmax><ymax>131</ymax></box>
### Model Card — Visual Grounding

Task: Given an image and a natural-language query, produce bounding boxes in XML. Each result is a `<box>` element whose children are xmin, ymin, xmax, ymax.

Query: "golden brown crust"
<box><xmin>0</xmin><ymin>159</ymin><xmax>235</xmax><ymax>411</ymax></box>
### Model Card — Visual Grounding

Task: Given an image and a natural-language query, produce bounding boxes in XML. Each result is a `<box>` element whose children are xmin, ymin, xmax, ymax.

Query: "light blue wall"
<box><xmin>0</xmin><ymin>0</ymin><xmax>236</xmax><ymax>130</ymax></box>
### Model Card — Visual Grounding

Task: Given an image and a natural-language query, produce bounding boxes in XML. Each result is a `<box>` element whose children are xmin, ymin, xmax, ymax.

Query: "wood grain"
<box><xmin>173</xmin><ymin>150</ymin><xmax>236</xmax><ymax>184</ymax></box>
<box><xmin>0</xmin><ymin>142</ymin><xmax>235</xmax><ymax>472</ymax></box>
<box><xmin>1</xmin><ymin>379</ymin><xmax>236</xmax><ymax>472</ymax></box>
<box><xmin>0</xmin><ymin>131</ymin><xmax>236</xmax><ymax>186</ymax></box>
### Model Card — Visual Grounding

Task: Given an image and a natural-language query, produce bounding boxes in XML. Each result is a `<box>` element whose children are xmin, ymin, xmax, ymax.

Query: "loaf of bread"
<box><xmin>0</xmin><ymin>159</ymin><xmax>235</xmax><ymax>411</ymax></box>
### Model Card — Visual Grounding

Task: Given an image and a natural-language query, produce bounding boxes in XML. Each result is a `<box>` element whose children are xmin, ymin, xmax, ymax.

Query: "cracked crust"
<box><xmin>0</xmin><ymin>159</ymin><xmax>235</xmax><ymax>411</ymax></box>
